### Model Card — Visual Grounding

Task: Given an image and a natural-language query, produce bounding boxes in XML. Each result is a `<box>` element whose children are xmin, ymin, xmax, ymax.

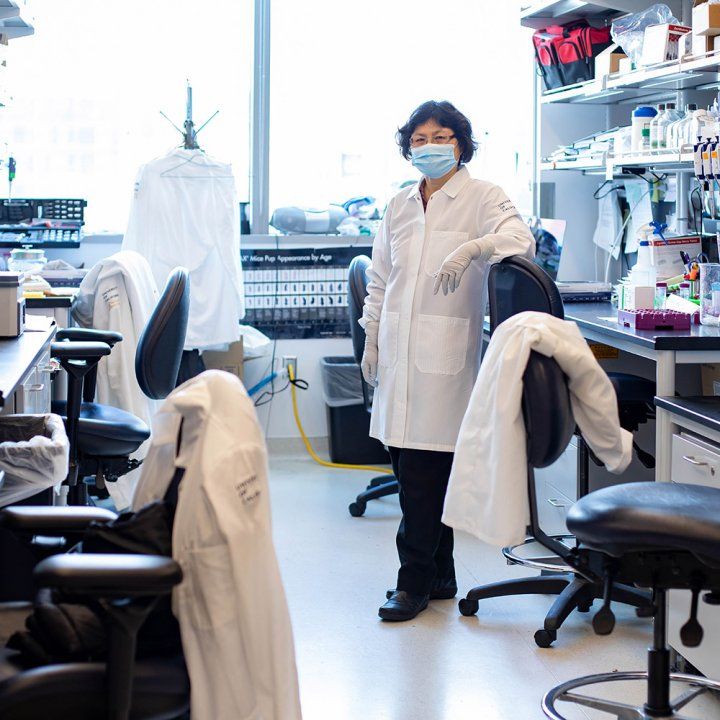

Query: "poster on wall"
<box><xmin>242</xmin><ymin>245</ymin><xmax>373</xmax><ymax>339</ymax></box>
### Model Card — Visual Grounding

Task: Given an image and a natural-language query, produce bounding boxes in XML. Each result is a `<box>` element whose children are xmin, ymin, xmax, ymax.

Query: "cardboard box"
<box><xmin>648</xmin><ymin>235</ymin><xmax>702</xmax><ymax>280</ymax></box>
<box><xmin>202</xmin><ymin>338</ymin><xmax>244</xmax><ymax>380</ymax></box>
<box><xmin>595</xmin><ymin>43</ymin><xmax>627</xmax><ymax>78</ymax></box>
<box><xmin>641</xmin><ymin>23</ymin><xmax>692</xmax><ymax>65</ymax></box>
<box><xmin>621</xmin><ymin>284</ymin><xmax>655</xmax><ymax>310</ymax></box>
<box><xmin>693</xmin><ymin>0</ymin><xmax>720</xmax><ymax>36</ymax></box>
<box><xmin>693</xmin><ymin>31</ymin><xmax>714</xmax><ymax>55</ymax></box>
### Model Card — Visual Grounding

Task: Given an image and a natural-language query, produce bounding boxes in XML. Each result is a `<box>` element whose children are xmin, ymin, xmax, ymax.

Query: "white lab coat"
<box><xmin>361</xmin><ymin>166</ymin><xmax>534</xmax><ymax>451</ymax></box>
<box><xmin>442</xmin><ymin>312</ymin><xmax>633</xmax><ymax>548</ymax></box>
<box><xmin>122</xmin><ymin>148</ymin><xmax>245</xmax><ymax>351</ymax></box>
<box><xmin>132</xmin><ymin>370</ymin><xmax>302</xmax><ymax>720</ymax></box>
<box><xmin>72</xmin><ymin>251</ymin><xmax>159</xmax><ymax>510</ymax></box>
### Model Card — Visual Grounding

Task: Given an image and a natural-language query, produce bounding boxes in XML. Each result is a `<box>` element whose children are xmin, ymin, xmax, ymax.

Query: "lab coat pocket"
<box><xmin>414</xmin><ymin>315</ymin><xmax>469</xmax><ymax>375</ymax></box>
<box><xmin>180</xmin><ymin>544</ymin><xmax>236</xmax><ymax>631</ymax></box>
<box><xmin>424</xmin><ymin>230</ymin><xmax>468</xmax><ymax>277</ymax></box>
<box><xmin>378</xmin><ymin>311</ymin><xmax>399</xmax><ymax>368</ymax></box>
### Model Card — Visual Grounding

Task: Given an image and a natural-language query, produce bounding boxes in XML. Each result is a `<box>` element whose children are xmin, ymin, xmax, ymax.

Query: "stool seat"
<box><xmin>567</xmin><ymin>482</ymin><xmax>720</xmax><ymax>564</ymax></box>
<box><xmin>607</xmin><ymin>372</ymin><xmax>655</xmax><ymax>405</ymax></box>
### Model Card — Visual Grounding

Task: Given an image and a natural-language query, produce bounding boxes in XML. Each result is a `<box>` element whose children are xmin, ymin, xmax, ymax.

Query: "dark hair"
<box><xmin>397</xmin><ymin>101</ymin><xmax>478</xmax><ymax>164</ymax></box>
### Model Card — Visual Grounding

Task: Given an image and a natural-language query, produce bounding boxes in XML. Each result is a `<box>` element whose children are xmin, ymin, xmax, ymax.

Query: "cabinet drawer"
<box><xmin>535</xmin><ymin>438</ymin><xmax>578</xmax><ymax>502</ymax></box>
<box><xmin>671</xmin><ymin>434</ymin><xmax>720</xmax><ymax>489</ymax></box>
<box><xmin>537</xmin><ymin>480</ymin><xmax>573</xmax><ymax>537</ymax></box>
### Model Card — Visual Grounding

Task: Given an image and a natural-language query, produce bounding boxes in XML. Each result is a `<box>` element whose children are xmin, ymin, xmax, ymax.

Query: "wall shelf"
<box><xmin>543</xmin><ymin>149</ymin><xmax>696</xmax><ymax>176</ymax></box>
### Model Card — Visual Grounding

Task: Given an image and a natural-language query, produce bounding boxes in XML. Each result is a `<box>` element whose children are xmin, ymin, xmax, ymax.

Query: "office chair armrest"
<box><xmin>56</xmin><ymin>328</ymin><xmax>124</xmax><ymax>347</ymax></box>
<box><xmin>0</xmin><ymin>506</ymin><xmax>117</xmax><ymax>534</ymax></box>
<box><xmin>51</xmin><ymin>341</ymin><xmax>111</xmax><ymax>361</ymax></box>
<box><xmin>34</xmin><ymin>554</ymin><xmax>183</xmax><ymax>597</ymax></box>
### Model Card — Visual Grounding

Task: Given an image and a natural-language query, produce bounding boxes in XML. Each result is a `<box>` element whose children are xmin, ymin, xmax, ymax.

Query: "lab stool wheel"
<box><xmin>458</xmin><ymin>598</ymin><xmax>479</xmax><ymax>617</ymax></box>
<box><xmin>348</xmin><ymin>501</ymin><xmax>366</xmax><ymax>517</ymax></box>
<box><xmin>636</xmin><ymin>605</ymin><xmax>655</xmax><ymax>618</ymax></box>
<box><xmin>534</xmin><ymin>628</ymin><xmax>557</xmax><ymax>648</ymax></box>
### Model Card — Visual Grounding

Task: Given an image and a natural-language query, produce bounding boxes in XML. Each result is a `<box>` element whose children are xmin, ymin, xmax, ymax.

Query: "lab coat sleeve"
<box><xmin>360</xmin><ymin>200</ymin><xmax>394</xmax><ymax>328</ymax></box>
<box><xmin>476</xmin><ymin>185</ymin><xmax>535</xmax><ymax>263</ymax></box>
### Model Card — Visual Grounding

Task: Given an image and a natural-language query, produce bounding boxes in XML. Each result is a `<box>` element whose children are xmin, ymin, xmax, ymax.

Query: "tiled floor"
<box><xmin>268</xmin><ymin>449</ymin><xmax>720</xmax><ymax>720</ymax></box>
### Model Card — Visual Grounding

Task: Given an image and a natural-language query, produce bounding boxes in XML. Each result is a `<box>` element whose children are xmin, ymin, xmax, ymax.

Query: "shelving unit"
<box><xmin>521</xmin><ymin>1</ymin><xmax>683</xmax><ymax>30</ymax></box>
<box><xmin>542</xmin><ymin>149</ymin><xmax>696</xmax><ymax>175</ymax></box>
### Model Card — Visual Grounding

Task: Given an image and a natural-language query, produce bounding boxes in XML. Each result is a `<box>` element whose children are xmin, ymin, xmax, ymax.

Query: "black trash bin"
<box><xmin>320</xmin><ymin>356</ymin><xmax>389</xmax><ymax>465</ymax></box>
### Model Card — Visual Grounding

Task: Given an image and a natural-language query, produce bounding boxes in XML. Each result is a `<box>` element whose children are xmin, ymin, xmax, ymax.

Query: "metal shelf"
<box><xmin>521</xmin><ymin>0</ymin><xmax>682</xmax><ymax>30</ymax></box>
<box><xmin>541</xmin><ymin>156</ymin><xmax>606</xmax><ymax>172</ymax></box>
<box><xmin>542</xmin><ymin>149</ymin><xmax>696</xmax><ymax>176</ymax></box>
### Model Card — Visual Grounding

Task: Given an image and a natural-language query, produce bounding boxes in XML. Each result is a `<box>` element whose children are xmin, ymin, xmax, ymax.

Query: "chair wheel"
<box><xmin>348</xmin><ymin>501</ymin><xmax>366</xmax><ymax>517</ymax></box>
<box><xmin>636</xmin><ymin>605</ymin><xmax>655</xmax><ymax>618</ymax></box>
<box><xmin>578</xmin><ymin>601</ymin><xmax>593</xmax><ymax>613</ymax></box>
<box><xmin>534</xmin><ymin>628</ymin><xmax>557</xmax><ymax>648</ymax></box>
<box><xmin>458</xmin><ymin>598</ymin><xmax>479</xmax><ymax>616</ymax></box>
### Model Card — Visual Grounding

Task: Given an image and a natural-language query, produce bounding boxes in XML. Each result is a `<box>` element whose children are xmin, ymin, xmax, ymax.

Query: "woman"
<box><xmin>361</xmin><ymin>100</ymin><xmax>534</xmax><ymax>622</ymax></box>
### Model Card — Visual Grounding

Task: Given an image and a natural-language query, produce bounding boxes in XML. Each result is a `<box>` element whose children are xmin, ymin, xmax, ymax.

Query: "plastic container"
<box><xmin>658</xmin><ymin>103</ymin><xmax>681</xmax><ymax>149</ymax></box>
<box><xmin>631</xmin><ymin>106</ymin><xmax>657</xmax><ymax>152</ymax></box>
<box><xmin>655</xmin><ymin>281</ymin><xmax>668</xmax><ymax>309</ymax></box>
<box><xmin>649</xmin><ymin>104</ymin><xmax>666</xmax><ymax>150</ymax></box>
<box><xmin>8</xmin><ymin>248</ymin><xmax>46</xmax><ymax>275</ymax></box>
<box><xmin>320</xmin><ymin>356</ymin><xmax>388</xmax><ymax>465</ymax></box>
<box><xmin>700</xmin><ymin>264</ymin><xmax>720</xmax><ymax>326</ymax></box>
<box><xmin>630</xmin><ymin>239</ymin><xmax>657</xmax><ymax>286</ymax></box>
<box><xmin>679</xmin><ymin>282</ymin><xmax>691</xmax><ymax>300</ymax></box>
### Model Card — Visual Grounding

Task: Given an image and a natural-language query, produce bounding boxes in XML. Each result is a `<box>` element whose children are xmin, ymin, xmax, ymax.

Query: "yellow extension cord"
<box><xmin>287</xmin><ymin>364</ymin><xmax>393</xmax><ymax>475</ymax></box>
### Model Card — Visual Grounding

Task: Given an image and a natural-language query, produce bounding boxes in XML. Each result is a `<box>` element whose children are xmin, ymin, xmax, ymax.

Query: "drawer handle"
<box><xmin>28</xmin><ymin>384</ymin><xmax>45</xmax><ymax>393</ymax></box>
<box><xmin>39</xmin><ymin>361</ymin><xmax>60</xmax><ymax>373</ymax></box>
<box><xmin>682</xmin><ymin>455</ymin><xmax>709</xmax><ymax>467</ymax></box>
<box><xmin>547</xmin><ymin>498</ymin><xmax>570</xmax><ymax>508</ymax></box>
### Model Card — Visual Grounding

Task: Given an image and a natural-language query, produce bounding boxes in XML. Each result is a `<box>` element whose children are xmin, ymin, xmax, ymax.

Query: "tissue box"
<box><xmin>693</xmin><ymin>0</ymin><xmax>720</xmax><ymax>36</ymax></box>
<box><xmin>641</xmin><ymin>23</ymin><xmax>692</xmax><ymax>65</ymax></box>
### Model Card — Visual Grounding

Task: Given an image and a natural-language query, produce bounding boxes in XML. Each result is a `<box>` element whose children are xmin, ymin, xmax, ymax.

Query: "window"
<box><xmin>269</xmin><ymin>0</ymin><xmax>534</xmax><ymax>221</ymax></box>
<box><xmin>0</xmin><ymin>0</ymin><xmax>252</xmax><ymax>233</ymax></box>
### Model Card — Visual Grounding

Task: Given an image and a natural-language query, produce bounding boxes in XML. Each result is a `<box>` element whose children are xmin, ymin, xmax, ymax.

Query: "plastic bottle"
<box><xmin>655</xmin><ymin>282</ymin><xmax>668</xmax><ymax>309</ymax></box>
<box><xmin>668</xmin><ymin>104</ymin><xmax>691</xmax><ymax>150</ymax></box>
<box><xmin>649</xmin><ymin>103</ymin><xmax>666</xmax><ymax>150</ymax></box>
<box><xmin>632</xmin><ymin>106</ymin><xmax>657</xmax><ymax>152</ymax></box>
<box><xmin>679</xmin><ymin>282</ymin><xmax>691</xmax><ymax>299</ymax></box>
<box><xmin>658</xmin><ymin>103</ymin><xmax>681</xmax><ymax>149</ymax></box>
<box><xmin>674</xmin><ymin>103</ymin><xmax>698</xmax><ymax>147</ymax></box>
<box><xmin>631</xmin><ymin>239</ymin><xmax>656</xmax><ymax>286</ymax></box>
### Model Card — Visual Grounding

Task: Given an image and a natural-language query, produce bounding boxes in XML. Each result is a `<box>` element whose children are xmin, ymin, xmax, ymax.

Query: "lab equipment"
<box><xmin>8</xmin><ymin>248</ymin><xmax>45</xmax><ymax>274</ymax></box>
<box><xmin>618</xmin><ymin>308</ymin><xmax>691</xmax><ymax>330</ymax></box>
<box><xmin>631</xmin><ymin>106</ymin><xmax>657</xmax><ymax>152</ymax></box>
<box><xmin>700</xmin><ymin>262</ymin><xmax>720</xmax><ymax>325</ymax></box>
<box><xmin>0</xmin><ymin>199</ymin><xmax>86</xmax><ymax>248</ymax></box>
<box><xmin>0</xmin><ymin>271</ymin><xmax>24</xmax><ymax>337</ymax></box>
<box><xmin>270</xmin><ymin>205</ymin><xmax>348</xmax><ymax>234</ymax></box>
<box><xmin>654</xmin><ymin>281</ymin><xmax>668</xmax><ymax>308</ymax></box>
<box><xmin>656</xmin><ymin>102</ymin><xmax>680</xmax><ymax>149</ymax></box>
<box><xmin>629</xmin><ymin>239</ymin><xmax>657</xmax><ymax>286</ymax></box>
<box><xmin>649</xmin><ymin>103</ymin><xmax>666</xmax><ymax>149</ymax></box>
<box><xmin>679</xmin><ymin>281</ymin><xmax>691</xmax><ymax>299</ymax></box>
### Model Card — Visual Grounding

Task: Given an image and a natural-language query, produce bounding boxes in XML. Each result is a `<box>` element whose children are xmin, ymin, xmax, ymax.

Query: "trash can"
<box><xmin>0</xmin><ymin>414</ymin><xmax>69</xmax><ymax>507</ymax></box>
<box><xmin>320</xmin><ymin>356</ymin><xmax>389</xmax><ymax>465</ymax></box>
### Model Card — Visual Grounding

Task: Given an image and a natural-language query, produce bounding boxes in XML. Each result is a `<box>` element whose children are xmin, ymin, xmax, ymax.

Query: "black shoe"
<box><xmin>378</xmin><ymin>591</ymin><xmax>429</xmax><ymax>622</ymax></box>
<box><xmin>386</xmin><ymin>578</ymin><xmax>457</xmax><ymax>601</ymax></box>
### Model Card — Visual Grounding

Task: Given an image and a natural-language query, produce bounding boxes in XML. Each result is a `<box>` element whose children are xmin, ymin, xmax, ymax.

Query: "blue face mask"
<box><xmin>410</xmin><ymin>143</ymin><xmax>458</xmax><ymax>179</ymax></box>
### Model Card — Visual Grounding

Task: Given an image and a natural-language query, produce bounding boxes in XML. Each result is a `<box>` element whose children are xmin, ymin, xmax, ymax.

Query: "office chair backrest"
<box><xmin>135</xmin><ymin>267</ymin><xmax>190</xmax><ymax>400</ymax></box>
<box><xmin>488</xmin><ymin>255</ymin><xmax>564</xmax><ymax>334</ymax></box>
<box><xmin>522</xmin><ymin>351</ymin><xmax>575</xmax><ymax>469</ymax></box>
<box><xmin>348</xmin><ymin>255</ymin><xmax>371</xmax><ymax>365</ymax></box>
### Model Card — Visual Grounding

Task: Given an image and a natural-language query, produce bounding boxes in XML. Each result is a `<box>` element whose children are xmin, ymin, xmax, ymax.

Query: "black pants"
<box><xmin>387</xmin><ymin>446</ymin><xmax>455</xmax><ymax>595</ymax></box>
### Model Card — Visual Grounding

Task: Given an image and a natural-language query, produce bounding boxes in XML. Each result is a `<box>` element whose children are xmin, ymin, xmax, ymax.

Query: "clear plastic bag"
<box><xmin>611</xmin><ymin>4</ymin><xmax>679</xmax><ymax>64</ymax></box>
<box><xmin>0</xmin><ymin>414</ymin><xmax>69</xmax><ymax>507</ymax></box>
<box><xmin>320</xmin><ymin>356</ymin><xmax>364</xmax><ymax>408</ymax></box>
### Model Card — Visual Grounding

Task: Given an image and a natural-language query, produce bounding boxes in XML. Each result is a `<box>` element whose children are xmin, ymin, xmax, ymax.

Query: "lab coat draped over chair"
<box><xmin>122</xmin><ymin>148</ymin><xmax>245</xmax><ymax>351</ymax></box>
<box><xmin>361</xmin><ymin>166</ymin><xmax>534</xmax><ymax>452</ymax></box>
<box><xmin>443</xmin><ymin>311</ymin><xmax>633</xmax><ymax>548</ymax></box>
<box><xmin>132</xmin><ymin>370</ymin><xmax>302</xmax><ymax>720</ymax></box>
<box><xmin>72</xmin><ymin>250</ymin><xmax>159</xmax><ymax>509</ymax></box>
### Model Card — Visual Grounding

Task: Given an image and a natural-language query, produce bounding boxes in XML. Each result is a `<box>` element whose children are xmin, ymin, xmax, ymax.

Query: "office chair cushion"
<box><xmin>51</xmin><ymin>402</ymin><xmax>150</xmax><ymax>458</ymax></box>
<box><xmin>567</xmin><ymin>481</ymin><xmax>720</xmax><ymax>565</ymax></box>
<box><xmin>135</xmin><ymin>267</ymin><xmax>189</xmax><ymax>400</ymax></box>
<box><xmin>0</xmin><ymin>651</ymin><xmax>189</xmax><ymax>720</ymax></box>
<box><xmin>348</xmin><ymin>255</ymin><xmax>371</xmax><ymax>365</ymax></box>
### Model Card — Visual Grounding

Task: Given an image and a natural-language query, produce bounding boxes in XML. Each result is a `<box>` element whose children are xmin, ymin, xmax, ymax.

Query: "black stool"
<box><xmin>543</xmin><ymin>481</ymin><xmax>720</xmax><ymax>719</ymax></box>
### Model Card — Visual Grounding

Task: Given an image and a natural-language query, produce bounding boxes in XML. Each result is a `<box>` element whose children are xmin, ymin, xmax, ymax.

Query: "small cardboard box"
<box><xmin>202</xmin><ymin>338</ymin><xmax>244</xmax><ymax>380</ymax></box>
<box><xmin>622</xmin><ymin>284</ymin><xmax>655</xmax><ymax>310</ymax></box>
<box><xmin>693</xmin><ymin>0</ymin><xmax>720</xmax><ymax>36</ymax></box>
<box><xmin>693</xmin><ymin>31</ymin><xmax>714</xmax><ymax>55</ymax></box>
<box><xmin>641</xmin><ymin>23</ymin><xmax>692</xmax><ymax>65</ymax></box>
<box><xmin>595</xmin><ymin>43</ymin><xmax>627</xmax><ymax>78</ymax></box>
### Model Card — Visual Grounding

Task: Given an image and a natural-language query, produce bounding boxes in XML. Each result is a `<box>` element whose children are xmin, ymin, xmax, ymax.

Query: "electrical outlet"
<box><xmin>282</xmin><ymin>355</ymin><xmax>298</xmax><ymax>376</ymax></box>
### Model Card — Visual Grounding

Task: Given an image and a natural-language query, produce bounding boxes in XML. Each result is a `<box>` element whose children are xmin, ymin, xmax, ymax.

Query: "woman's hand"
<box><xmin>361</xmin><ymin>321</ymin><xmax>379</xmax><ymax>387</ymax></box>
<box><xmin>433</xmin><ymin>238</ymin><xmax>493</xmax><ymax>295</ymax></box>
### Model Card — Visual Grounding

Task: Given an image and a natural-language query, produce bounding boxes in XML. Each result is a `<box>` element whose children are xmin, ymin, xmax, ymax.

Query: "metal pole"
<box><xmin>251</xmin><ymin>0</ymin><xmax>271</xmax><ymax>235</ymax></box>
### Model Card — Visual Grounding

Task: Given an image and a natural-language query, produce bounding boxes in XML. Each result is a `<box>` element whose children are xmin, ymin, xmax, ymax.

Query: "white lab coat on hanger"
<box><xmin>72</xmin><ymin>250</ymin><xmax>159</xmax><ymax>509</ymax></box>
<box><xmin>361</xmin><ymin>166</ymin><xmax>534</xmax><ymax>451</ymax></box>
<box><xmin>442</xmin><ymin>311</ymin><xmax>633</xmax><ymax>548</ymax></box>
<box><xmin>132</xmin><ymin>370</ymin><xmax>302</xmax><ymax>720</ymax></box>
<box><xmin>122</xmin><ymin>148</ymin><xmax>244</xmax><ymax>351</ymax></box>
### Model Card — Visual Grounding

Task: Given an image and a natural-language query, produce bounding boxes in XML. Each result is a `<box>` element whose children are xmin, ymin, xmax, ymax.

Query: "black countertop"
<box><xmin>26</xmin><ymin>296</ymin><xmax>73</xmax><ymax>309</ymax></box>
<box><xmin>565</xmin><ymin>303</ymin><xmax>720</xmax><ymax>352</ymax></box>
<box><xmin>655</xmin><ymin>396</ymin><xmax>720</xmax><ymax>435</ymax></box>
<box><xmin>0</xmin><ymin>326</ymin><xmax>56</xmax><ymax>407</ymax></box>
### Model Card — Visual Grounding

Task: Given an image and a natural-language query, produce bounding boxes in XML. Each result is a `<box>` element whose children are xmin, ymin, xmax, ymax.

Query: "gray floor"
<box><xmin>269</xmin><ymin>449</ymin><xmax>720</xmax><ymax>720</ymax></box>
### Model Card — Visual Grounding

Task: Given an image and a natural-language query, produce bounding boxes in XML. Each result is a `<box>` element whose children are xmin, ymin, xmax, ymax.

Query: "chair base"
<box><xmin>502</xmin><ymin>535</ymin><xmax>576</xmax><ymax>573</ymax></box>
<box><xmin>542</xmin><ymin>670</ymin><xmax>720</xmax><ymax>720</ymax></box>
<box><xmin>459</xmin><ymin>572</ymin><xmax>652</xmax><ymax>647</ymax></box>
<box><xmin>348</xmin><ymin>477</ymin><xmax>399</xmax><ymax>517</ymax></box>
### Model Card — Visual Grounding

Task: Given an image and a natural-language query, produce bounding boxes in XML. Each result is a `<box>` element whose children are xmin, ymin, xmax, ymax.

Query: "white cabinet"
<box><xmin>668</xmin><ymin>432</ymin><xmax>720</xmax><ymax>677</ymax></box>
<box><xmin>12</xmin><ymin>348</ymin><xmax>52</xmax><ymax>414</ymax></box>
<box><xmin>535</xmin><ymin>437</ymin><xmax>578</xmax><ymax>536</ymax></box>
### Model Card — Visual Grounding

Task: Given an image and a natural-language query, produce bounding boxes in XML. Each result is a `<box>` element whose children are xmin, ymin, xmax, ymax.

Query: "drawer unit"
<box><xmin>536</xmin><ymin>481</ymin><xmax>573</xmax><ymax>537</ymax></box>
<box><xmin>671</xmin><ymin>433</ymin><xmax>720</xmax><ymax>488</ymax></box>
<box><xmin>535</xmin><ymin>439</ymin><xmax>579</xmax><ymax>537</ymax></box>
<box><xmin>13</xmin><ymin>349</ymin><xmax>53</xmax><ymax>414</ymax></box>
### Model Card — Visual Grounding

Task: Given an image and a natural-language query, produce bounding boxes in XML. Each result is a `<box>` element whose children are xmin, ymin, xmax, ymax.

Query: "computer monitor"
<box><xmin>525</xmin><ymin>217</ymin><xmax>566</xmax><ymax>281</ymax></box>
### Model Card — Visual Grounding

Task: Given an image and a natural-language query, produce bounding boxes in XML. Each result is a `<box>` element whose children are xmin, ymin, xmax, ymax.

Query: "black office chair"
<box><xmin>459</xmin><ymin>256</ymin><xmax>655</xmax><ymax>646</ymax></box>
<box><xmin>526</xmin><ymin>363</ymin><xmax>720</xmax><ymax>719</ymax></box>
<box><xmin>52</xmin><ymin>267</ymin><xmax>189</xmax><ymax>503</ymax></box>
<box><xmin>346</xmin><ymin>255</ymin><xmax>399</xmax><ymax>517</ymax></box>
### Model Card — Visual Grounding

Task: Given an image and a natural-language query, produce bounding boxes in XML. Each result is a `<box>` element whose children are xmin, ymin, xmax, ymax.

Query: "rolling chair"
<box><xmin>52</xmin><ymin>267</ymin><xmax>189</xmax><ymax>504</ymax></box>
<box><xmin>515</xmin><ymin>354</ymin><xmax>720</xmax><ymax>720</ymax></box>
<box><xmin>459</xmin><ymin>256</ymin><xmax>655</xmax><ymax>646</ymax></box>
<box><xmin>346</xmin><ymin>255</ymin><xmax>399</xmax><ymax>517</ymax></box>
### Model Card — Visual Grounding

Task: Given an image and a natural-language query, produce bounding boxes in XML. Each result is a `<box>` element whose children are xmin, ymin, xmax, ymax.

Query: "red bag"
<box><xmin>533</xmin><ymin>20</ymin><xmax>612</xmax><ymax>91</ymax></box>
